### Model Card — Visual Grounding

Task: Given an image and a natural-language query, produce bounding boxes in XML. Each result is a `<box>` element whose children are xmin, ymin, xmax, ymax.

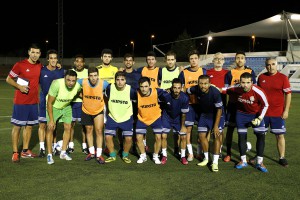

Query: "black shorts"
<box><xmin>81</xmin><ymin>110</ymin><xmax>104</xmax><ymax>126</ymax></box>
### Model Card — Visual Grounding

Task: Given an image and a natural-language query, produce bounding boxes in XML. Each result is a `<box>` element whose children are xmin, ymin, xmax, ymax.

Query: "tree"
<box><xmin>171</xmin><ymin>29</ymin><xmax>196</xmax><ymax>61</ymax></box>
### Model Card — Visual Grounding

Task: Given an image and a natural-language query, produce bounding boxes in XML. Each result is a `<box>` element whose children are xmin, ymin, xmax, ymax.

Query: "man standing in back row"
<box><xmin>257</xmin><ymin>57</ymin><xmax>291</xmax><ymax>167</ymax></box>
<box><xmin>136</xmin><ymin>51</ymin><xmax>162</xmax><ymax>152</ymax></box>
<box><xmin>38</xmin><ymin>49</ymin><xmax>64</xmax><ymax>157</ymax></box>
<box><xmin>223</xmin><ymin>51</ymin><xmax>256</xmax><ymax>163</ymax></box>
<box><xmin>7</xmin><ymin>43</ymin><xmax>42</xmax><ymax>162</ymax></box>
<box><xmin>179</xmin><ymin>49</ymin><xmax>206</xmax><ymax>162</ymax></box>
<box><xmin>69</xmin><ymin>54</ymin><xmax>88</xmax><ymax>154</ymax></box>
<box><xmin>96</xmin><ymin>48</ymin><xmax>118</xmax><ymax>84</ymax></box>
<box><xmin>206</xmin><ymin>52</ymin><xmax>228</xmax><ymax>158</ymax></box>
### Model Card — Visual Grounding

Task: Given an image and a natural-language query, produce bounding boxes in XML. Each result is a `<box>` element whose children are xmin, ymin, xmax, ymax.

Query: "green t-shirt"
<box><xmin>108</xmin><ymin>84</ymin><xmax>132</xmax><ymax>123</ymax></box>
<box><xmin>160</xmin><ymin>67</ymin><xmax>180</xmax><ymax>89</ymax></box>
<box><xmin>48</xmin><ymin>78</ymin><xmax>81</xmax><ymax>109</ymax></box>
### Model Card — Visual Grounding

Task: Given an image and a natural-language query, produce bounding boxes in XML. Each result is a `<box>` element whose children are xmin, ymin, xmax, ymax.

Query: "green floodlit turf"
<box><xmin>0</xmin><ymin>81</ymin><xmax>300</xmax><ymax>199</ymax></box>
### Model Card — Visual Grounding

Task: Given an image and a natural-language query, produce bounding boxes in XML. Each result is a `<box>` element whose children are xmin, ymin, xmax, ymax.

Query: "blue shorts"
<box><xmin>236</xmin><ymin>111</ymin><xmax>265</xmax><ymax>134</ymax></box>
<box><xmin>185</xmin><ymin>104</ymin><xmax>199</xmax><ymax>127</ymax></box>
<box><xmin>136</xmin><ymin>117</ymin><xmax>162</xmax><ymax>135</ymax></box>
<box><xmin>264</xmin><ymin>116</ymin><xmax>286</xmax><ymax>134</ymax></box>
<box><xmin>71</xmin><ymin>102</ymin><xmax>82</xmax><ymax>122</ymax></box>
<box><xmin>11</xmin><ymin>104</ymin><xmax>39</xmax><ymax>126</ymax></box>
<box><xmin>39</xmin><ymin>96</ymin><xmax>46</xmax><ymax>123</ymax></box>
<box><xmin>105</xmin><ymin>115</ymin><xmax>133</xmax><ymax>137</ymax></box>
<box><xmin>197</xmin><ymin>112</ymin><xmax>225</xmax><ymax>133</ymax></box>
<box><xmin>162</xmin><ymin>113</ymin><xmax>185</xmax><ymax>135</ymax></box>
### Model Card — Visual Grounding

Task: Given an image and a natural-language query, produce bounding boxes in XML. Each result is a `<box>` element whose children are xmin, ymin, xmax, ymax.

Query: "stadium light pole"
<box><xmin>150</xmin><ymin>34</ymin><xmax>155</xmax><ymax>51</ymax></box>
<box><xmin>45</xmin><ymin>40</ymin><xmax>49</xmax><ymax>53</ymax></box>
<box><xmin>252</xmin><ymin>35</ymin><xmax>256</xmax><ymax>52</ymax></box>
<box><xmin>131</xmin><ymin>41</ymin><xmax>135</xmax><ymax>54</ymax></box>
<box><xmin>205</xmin><ymin>36</ymin><xmax>212</xmax><ymax>59</ymax></box>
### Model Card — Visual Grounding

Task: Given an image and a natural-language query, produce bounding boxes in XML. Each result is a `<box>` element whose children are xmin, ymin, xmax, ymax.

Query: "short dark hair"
<box><xmin>115</xmin><ymin>71</ymin><xmax>126</xmax><ymax>80</ymax></box>
<box><xmin>240</xmin><ymin>72</ymin><xmax>252</xmax><ymax>80</ymax></box>
<box><xmin>28</xmin><ymin>43</ymin><xmax>41</xmax><ymax>51</ymax></box>
<box><xmin>138</xmin><ymin>76</ymin><xmax>151</xmax><ymax>86</ymax></box>
<box><xmin>88</xmin><ymin>66</ymin><xmax>98</xmax><ymax>75</ymax></box>
<box><xmin>65</xmin><ymin>69</ymin><xmax>77</xmax><ymax>77</ymax></box>
<box><xmin>101</xmin><ymin>48</ymin><xmax>113</xmax><ymax>57</ymax></box>
<box><xmin>46</xmin><ymin>49</ymin><xmax>58</xmax><ymax>60</ymax></box>
<box><xmin>235</xmin><ymin>51</ymin><xmax>246</xmax><ymax>57</ymax></box>
<box><xmin>172</xmin><ymin>78</ymin><xmax>182</xmax><ymax>85</ymax></box>
<box><xmin>146</xmin><ymin>51</ymin><xmax>156</xmax><ymax>58</ymax></box>
<box><xmin>165</xmin><ymin>50</ymin><xmax>176</xmax><ymax>59</ymax></box>
<box><xmin>75</xmin><ymin>54</ymin><xmax>85</xmax><ymax>61</ymax></box>
<box><xmin>198</xmin><ymin>75</ymin><xmax>210</xmax><ymax>83</ymax></box>
<box><xmin>188</xmin><ymin>49</ymin><xmax>199</xmax><ymax>58</ymax></box>
<box><xmin>124</xmin><ymin>53</ymin><xmax>134</xmax><ymax>61</ymax></box>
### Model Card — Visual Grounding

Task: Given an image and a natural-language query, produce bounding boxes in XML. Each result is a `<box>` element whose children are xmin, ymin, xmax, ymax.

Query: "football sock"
<box><xmin>89</xmin><ymin>146</ymin><xmax>95</xmax><ymax>155</ymax></box>
<box><xmin>153</xmin><ymin>153</ymin><xmax>159</xmax><ymax>159</ymax></box>
<box><xmin>257</xmin><ymin>156</ymin><xmax>263</xmax><ymax>164</ymax></box>
<box><xmin>187</xmin><ymin>144</ymin><xmax>193</xmax><ymax>155</ymax></box>
<box><xmin>204</xmin><ymin>152</ymin><xmax>209</xmax><ymax>160</ymax></box>
<box><xmin>68</xmin><ymin>142</ymin><xmax>74</xmax><ymax>148</ymax></box>
<box><xmin>213</xmin><ymin>154</ymin><xmax>219</xmax><ymax>164</ymax></box>
<box><xmin>181</xmin><ymin>149</ymin><xmax>186</xmax><ymax>158</ymax></box>
<box><xmin>96</xmin><ymin>148</ymin><xmax>102</xmax><ymax>157</ymax></box>
<box><xmin>241</xmin><ymin>155</ymin><xmax>247</xmax><ymax>163</ymax></box>
<box><xmin>40</xmin><ymin>142</ymin><xmax>45</xmax><ymax>150</ymax></box>
<box><xmin>162</xmin><ymin>148</ymin><xmax>167</xmax><ymax>157</ymax></box>
<box><xmin>140</xmin><ymin>153</ymin><xmax>146</xmax><ymax>158</ymax></box>
<box><xmin>82</xmin><ymin>143</ymin><xmax>87</xmax><ymax>149</ymax></box>
<box><xmin>122</xmin><ymin>152</ymin><xmax>129</xmax><ymax>157</ymax></box>
<box><xmin>110</xmin><ymin>151</ymin><xmax>117</xmax><ymax>157</ymax></box>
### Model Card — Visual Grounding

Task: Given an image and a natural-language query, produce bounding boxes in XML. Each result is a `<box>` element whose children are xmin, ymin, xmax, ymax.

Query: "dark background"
<box><xmin>0</xmin><ymin>1</ymin><xmax>299</xmax><ymax>58</ymax></box>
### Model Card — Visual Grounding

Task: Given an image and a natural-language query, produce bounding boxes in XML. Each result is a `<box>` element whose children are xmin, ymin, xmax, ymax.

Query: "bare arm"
<box><xmin>6</xmin><ymin>76</ymin><xmax>29</xmax><ymax>93</ymax></box>
<box><xmin>47</xmin><ymin>95</ymin><xmax>56</xmax><ymax>131</ymax></box>
<box><xmin>180</xmin><ymin>113</ymin><xmax>187</xmax><ymax>134</ymax></box>
<box><xmin>282</xmin><ymin>93</ymin><xmax>291</xmax><ymax>119</ymax></box>
<box><xmin>213</xmin><ymin>109</ymin><xmax>222</xmax><ymax>137</ymax></box>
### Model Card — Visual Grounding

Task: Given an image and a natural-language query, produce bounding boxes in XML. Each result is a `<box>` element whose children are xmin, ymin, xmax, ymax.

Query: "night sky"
<box><xmin>0</xmin><ymin>1</ymin><xmax>299</xmax><ymax>58</ymax></box>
